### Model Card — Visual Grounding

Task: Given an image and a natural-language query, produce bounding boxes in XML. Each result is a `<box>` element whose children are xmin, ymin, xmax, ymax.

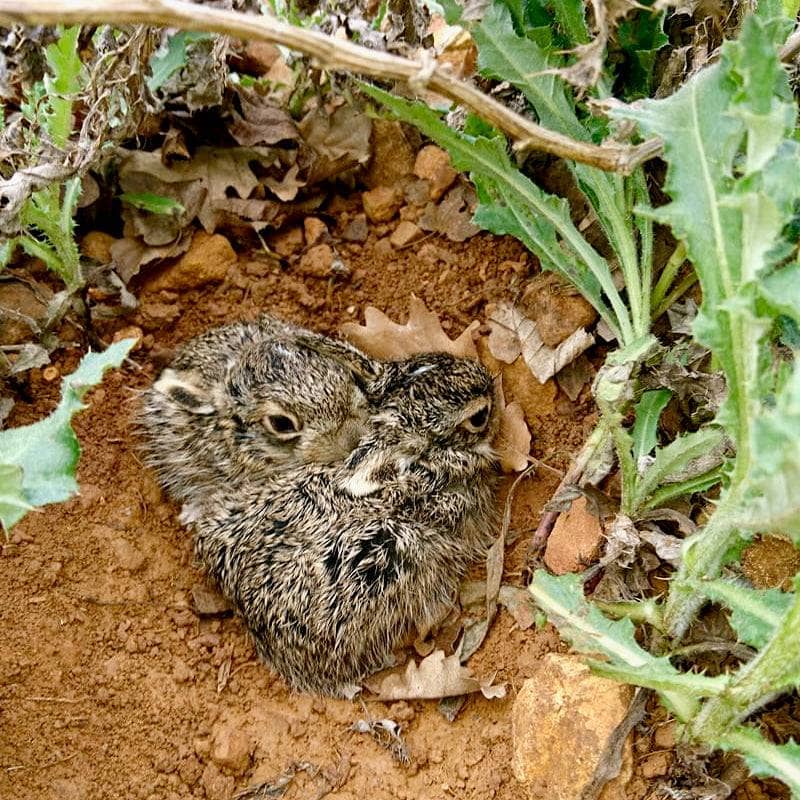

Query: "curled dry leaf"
<box><xmin>489</xmin><ymin>302</ymin><xmax>594</xmax><ymax>384</ymax></box>
<box><xmin>418</xmin><ymin>183</ymin><xmax>480</xmax><ymax>242</ymax></box>
<box><xmin>498</xmin><ymin>585</ymin><xmax>537</xmax><ymax>630</ymax></box>
<box><xmin>366</xmin><ymin>649</ymin><xmax>505</xmax><ymax>700</ymax></box>
<box><xmin>229</xmin><ymin>87</ymin><xmax>299</xmax><ymax>146</ymax></box>
<box><xmin>340</xmin><ymin>296</ymin><xmax>479</xmax><ymax>360</ymax></box>
<box><xmin>496</xmin><ymin>398</ymin><xmax>531</xmax><ymax>473</ymax></box>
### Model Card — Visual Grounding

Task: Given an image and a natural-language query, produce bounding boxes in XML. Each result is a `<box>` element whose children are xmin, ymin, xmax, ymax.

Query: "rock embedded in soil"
<box><xmin>544</xmin><ymin>495</ymin><xmax>604</xmax><ymax>575</ymax></box>
<box><xmin>268</xmin><ymin>225</ymin><xmax>305</xmax><ymax>257</ymax></box>
<box><xmin>141</xmin><ymin>231</ymin><xmax>236</xmax><ymax>292</ymax></box>
<box><xmin>303</xmin><ymin>216</ymin><xmax>328</xmax><ymax>246</ymax></box>
<box><xmin>210</xmin><ymin>722</ymin><xmax>252</xmax><ymax>773</ymax></box>
<box><xmin>414</xmin><ymin>145</ymin><xmax>458</xmax><ymax>201</ymax></box>
<box><xmin>512</xmin><ymin>653</ymin><xmax>634</xmax><ymax>800</ymax></box>
<box><xmin>340</xmin><ymin>213</ymin><xmax>369</xmax><ymax>242</ymax></box>
<box><xmin>364</xmin><ymin>119</ymin><xmax>417</xmax><ymax>189</ymax></box>
<box><xmin>298</xmin><ymin>243</ymin><xmax>335</xmax><ymax>277</ymax></box>
<box><xmin>80</xmin><ymin>230</ymin><xmax>117</xmax><ymax>264</ymax></box>
<box><xmin>191</xmin><ymin>583</ymin><xmax>232</xmax><ymax>616</ymax></box>
<box><xmin>522</xmin><ymin>273</ymin><xmax>598</xmax><ymax>347</ymax></box>
<box><xmin>389</xmin><ymin>221</ymin><xmax>423</xmax><ymax>248</ymax></box>
<box><xmin>362</xmin><ymin>186</ymin><xmax>403</xmax><ymax>222</ymax></box>
<box><xmin>110</xmin><ymin>537</ymin><xmax>146</xmax><ymax>573</ymax></box>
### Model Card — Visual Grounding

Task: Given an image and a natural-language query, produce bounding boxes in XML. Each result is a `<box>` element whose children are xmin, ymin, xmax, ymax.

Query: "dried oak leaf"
<box><xmin>418</xmin><ymin>183</ymin><xmax>480</xmax><ymax>242</ymax></box>
<box><xmin>110</xmin><ymin>231</ymin><xmax>193</xmax><ymax>284</ymax></box>
<box><xmin>229</xmin><ymin>86</ymin><xmax>299</xmax><ymax>146</ymax></box>
<box><xmin>366</xmin><ymin>650</ymin><xmax>505</xmax><ymax>700</ymax></box>
<box><xmin>300</xmin><ymin>105</ymin><xmax>372</xmax><ymax>185</ymax></box>
<box><xmin>118</xmin><ymin>145</ymin><xmax>276</xmax><ymax>235</ymax></box>
<box><xmin>489</xmin><ymin>302</ymin><xmax>594</xmax><ymax>384</ymax></box>
<box><xmin>340</xmin><ymin>296</ymin><xmax>479</xmax><ymax>360</ymax></box>
<box><xmin>495</xmin><ymin>397</ymin><xmax>531</xmax><ymax>473</ymax></box>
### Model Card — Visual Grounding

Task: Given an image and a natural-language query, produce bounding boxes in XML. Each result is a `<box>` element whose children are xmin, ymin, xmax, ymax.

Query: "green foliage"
<box><xmin>146</xmin><ymin>31</ymin><xmax>212</xmax><ymax>92</ymax></box>
<box><xmin>530</xmin><ymin>571</ymin><xmax>800</xmax><ymax>791</ymax></box>
<box><xmin>613</xmin><ymin>9</ymin><xmax>800</xmax><ymax>635</ymax></box>
<box><xmin>120</xmin><ymin>192</ymin><xmax>186</xmax><ymax>215</ymax></box>
<box><xmin>0</xmin><ymin>339</ymin><xmax>134</xmax><ymax>533</ymax></box>
<box><xmin>366</xmin><ymin>0</ymin><xmax>800</xmax><ymax>786</ymax></box>
<box><xmin>4</xmin><ymin>26</ymin><xmax>85</xmax><ymax>290</ymax></box>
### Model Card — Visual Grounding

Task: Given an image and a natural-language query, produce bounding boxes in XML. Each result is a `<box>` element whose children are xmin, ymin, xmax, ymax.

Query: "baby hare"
<box><xmin>190</xmin><ymin>352</ymin><xmax>500</xmax><ymax>696</ymax></box>
<box><xmin>139</xmin><ymin>314</ymin><xmax>380</xmax><ymax>507</ymax></box>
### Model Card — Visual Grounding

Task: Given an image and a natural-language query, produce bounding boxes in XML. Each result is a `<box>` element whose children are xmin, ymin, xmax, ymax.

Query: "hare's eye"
<box><xmin>264</xmin><ymin>413</ymin><xmax>302</xmax><ymax>438</ymax></box>
<box><xmin>461</xmin><ymin>401</ymin><xmax>491</xmax><ymax>433</ymax></box>
<box><xmin>469</xmin><ymin>407</ymin><xmax>489</xmax><ymax>429</ymax></box>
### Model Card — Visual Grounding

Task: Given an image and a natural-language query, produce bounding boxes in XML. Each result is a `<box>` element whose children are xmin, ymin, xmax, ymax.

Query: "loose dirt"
<box><xmin>0</xmin><ymin>212</ymin><xmax>786</xmax><ymax>800</ymax></box>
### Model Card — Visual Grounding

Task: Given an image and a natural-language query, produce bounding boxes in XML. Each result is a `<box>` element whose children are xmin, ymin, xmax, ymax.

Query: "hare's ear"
<box><xmin>152</xmin><ymin>368</ymin><xmax>216</xmax><ymax>415</ymax></box>
<box><xmin>295</xmin><ymin>334</ymin><xmax>384</xmax><ymax>385</ymax></box>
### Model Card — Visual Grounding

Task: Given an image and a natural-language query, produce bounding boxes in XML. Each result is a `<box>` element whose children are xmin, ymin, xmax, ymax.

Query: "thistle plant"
<box><xmin>365</xmin><ymin>0</ymin><xmax>800</xmax><ymax>788</ymax></box>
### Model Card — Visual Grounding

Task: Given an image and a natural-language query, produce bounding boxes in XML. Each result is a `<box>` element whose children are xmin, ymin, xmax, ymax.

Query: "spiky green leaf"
<box><xmin>632</xmin><ymin>389</ymin><xmax>671</xmax><ymax>464</ymax></box>
<box><xmin>0</xmin><ymin>339</ymin><xmax>134</xmax><ymax>531</ymax></box>
<box><xmin>719</xmin><ymin>728</ymin><xmax>800</xmax><ymax>795</ymax></box>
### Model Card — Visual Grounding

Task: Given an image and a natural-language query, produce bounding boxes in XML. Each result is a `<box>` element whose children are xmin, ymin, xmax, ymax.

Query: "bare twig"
<box><xmin>0</xmin><ymin>0</ymin><xmax>662</xmax><ymax>174</ymax></box>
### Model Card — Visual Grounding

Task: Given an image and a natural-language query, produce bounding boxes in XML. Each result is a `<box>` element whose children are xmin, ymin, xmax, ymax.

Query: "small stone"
<box><xmin>362</xmin><ymin>186</ymin><xmax>402</xmax><ymax>223</ymax></box>
<box><xmin>178</xmin><ymin>755</ymin><xmax>203</xmax><ymax>787</ymax></box>
<box><xmin>544</xmin><ymin>496</ymin><xmax>604</xmax><ymax>575</ymax></box>
<box><xmin>42</xmin><ymin>366</ymin><xmax>60</xmax><ymax>382</ymax></box>
<box><xmin>80</xmin><ymin>231</ymin><xmax>117</xmax><ymax>264</ymax></box>
<box><xmin>268</xmin><ymin>226</ymin><xmax>304</xmax><ymax>257</ymax></box>
<box><xmin>191</xmin><ymin>583</ymin><xmax>232</xmax><ymax>617</ymax></box>
<box><xmin>0</xmin><ymin>282</ymin><xmax>49</xmax><ymax>346</ymax></box>
<box><xmin>142</xmin><ymin>232</ymin><xmax>236</xmax><ymax>292</ymax></box>
<box><xmin>522</xmin><ymin>272</ymin><xmax>598</xmax><ymax>347</ymax></box>
<box><xmin>653</xmin><ymin>721</ymin><xmax>676</xmax><ymax>750</ymax></box>
<box><xmin>201</xmin><ymin>762</ymin><xmax>235</xmax><ymax>800</ymax></box>
<box><xmin>373</xmin><ymin>237</ymin><xmax>393</xmax><ymax>259</ymax></box>
<box><xmin>389</xmin><ymin>221</ymin><xmax>423</xmax><ymax>248</ymax></box>
<box><xmin>640</xmin><ymin>751</ymin><xmax>672</xmax><ymax>779</ymax></box>
<box><xmin>364</xmin><ymin>119</ymin><xmax>417</xmax><ymax>189</ymax></box>
<box><xmin>512</xmin><ymin>653</ymin><xmax>634</xmax><ymax>800</ymax></box>
<box><xmin>239</xmin><ymin>41</ymin><xmax>280</xmax><ymax>75</ymax></box>
<box><xmin>341</xmin><ymin>214</ymin><xmax>369</xmax><ymax>242</ymax></box>
<box><xmin>210</xmin><ymin>723</ymin><xmax>252</xmax><ymax>774</ymax></box>
<box><xmin>110</xmin><ymin>538</ymin><xmax>146</xmax><ymax>573</ymax></box>
<box><xmin>303</xmin><ymin>217</ymin><xmax>328</xmax><ymax>246</ymax></box>
<box><xmin>414</xmin><ymin>145</ymin><xmax>458</xmax><ymax>201</ymax></box>
<box><xmin>297</xmin><ymin>243</ymin><xmax>334</xmax><ymax>278</ymax></box>
<box><xmin>112</xmin><ymin>325</ymin><xmax>144</xmax><ymax>351</ymax></box>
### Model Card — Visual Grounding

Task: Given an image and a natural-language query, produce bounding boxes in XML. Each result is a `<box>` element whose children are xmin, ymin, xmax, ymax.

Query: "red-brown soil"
<box><xmin>0</xmin><ymin>214</ymin><xmax>787</xmax><ymax>800</ymax></box>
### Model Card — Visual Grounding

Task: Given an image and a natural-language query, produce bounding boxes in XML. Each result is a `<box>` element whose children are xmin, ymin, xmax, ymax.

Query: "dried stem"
<box><xmin>0</xmin><ymin>0</ymin><xmax>662</xmax><ymax>174</ymax></box>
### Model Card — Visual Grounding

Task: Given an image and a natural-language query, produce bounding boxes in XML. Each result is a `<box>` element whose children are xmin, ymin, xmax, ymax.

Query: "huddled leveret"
<box><xmin>138</xmin><ymin>313</ymin><xmax>381</xmax><ymax>511</ymax></box>
<box><xmin>191</xmin><ymin>352</ymin><xmax>499</xmax><ymax>695</ymax></box>
<box><xmin>140</xmin><ymin>318</ymin><xmax>500</xmax><ymax>696</ymax></box>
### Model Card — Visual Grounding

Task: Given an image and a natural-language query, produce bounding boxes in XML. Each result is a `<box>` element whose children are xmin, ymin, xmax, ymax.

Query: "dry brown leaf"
<box><xmin>300</xmin><ymin>105</ymin><xmax>373</xmax><ymax>185</ymax></box>
<box><xmin>118</xmin><ymin>146</ymin><xmax>276</xmax><ymax>235</ymax></box>
<box><xmin>496</xmin><ymin>399</ymin><xmax>531</xmax><ymax>473</ymax></box>
<box><xmin>489</xmin><ymin>303</ymin><xmax>594</xmax><ymax>384</ymax></box>
<box><xmin>366</xmin><ymin>650</ymin><xmax>505</xmax><ymax>700</ymax></box>
<box><xmin>556</xmin><ymin>353</ymin><xmax>595</xmax><ymax>402</ymax></box>
<box><xmin>110</xmin><ymin>232</ymin><xmax>193</xmax><ymax>284</ymax></box>
<box><xmin>340</xmin><ymin>296</ymin><xmax>479</xmax><ymax>360</ymax></box>
<box><xmin>264</xmin><ymin>163</ymin><xmax>305</xmax><ymax>202</ymax></box>
<box><xmin>498</xmin><ymin>585</ymin><xmax>537</xmax><ymax>630</ymax></box>
<box><xmin>229</xmin><ymin>87</ymin><xmax>299</xmax><ymax>146</ymax></box>
<box><xmin>418</xmin><ymin>183</ymin><xmax>480</xmax><ymax>242</ymax></box>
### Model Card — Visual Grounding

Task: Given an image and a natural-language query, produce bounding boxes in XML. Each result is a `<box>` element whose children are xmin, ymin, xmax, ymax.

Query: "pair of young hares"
<box><xmin>140</xmin><ymin>314</ymin><xmax>499</xmax><ymax>696</ymax></box>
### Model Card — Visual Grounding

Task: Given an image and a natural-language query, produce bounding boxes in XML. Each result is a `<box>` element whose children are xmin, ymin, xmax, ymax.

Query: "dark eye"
<box><xmin>264</xmin><ymin>413</ymin><xmax>302</xmax><ymax>438</ymax></box>
<box><xmin>469</xmin><ymin>407</ymin><xmax>489</xmax><ymax>429</ymax></box>
<box><xmin>461</xmin><ymin>402</ymin><xmax>491</xmax><ymax>433</ymax></box>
